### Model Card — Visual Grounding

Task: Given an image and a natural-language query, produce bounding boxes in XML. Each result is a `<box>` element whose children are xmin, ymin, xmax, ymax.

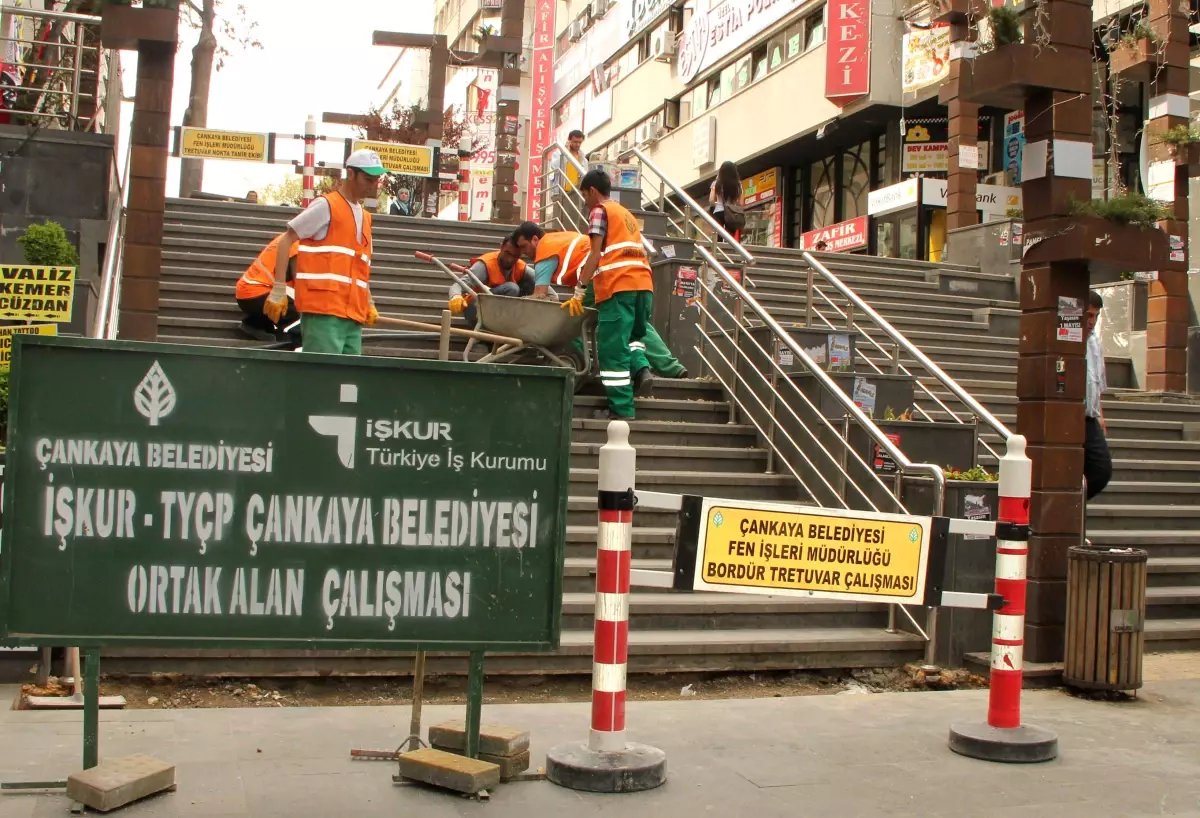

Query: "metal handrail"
<box><xmin>1</xmin><ymin>6</ymin><xmax>105</xmax><ymax>129</ymax></box>
<box><xmin>801</xmin><ymin>251</ymin><xmax>1013</xmax><ymax>445</ymax></box>
<box><xmin>697</xmin><ymin>244</ymin><xmax>947</xmax><ymax>515</ymax></box>
<box><xmin>93</xmin><ymin>139</ymin><xmax>132</xmax><ymax>340</ymax></box>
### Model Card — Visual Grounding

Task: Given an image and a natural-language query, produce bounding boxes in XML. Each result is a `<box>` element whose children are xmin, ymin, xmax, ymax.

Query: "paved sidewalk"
<box><xmin>1</xmin><ymin>680</ymin><xmax>1199</xmax><ymax>818</ymax></box>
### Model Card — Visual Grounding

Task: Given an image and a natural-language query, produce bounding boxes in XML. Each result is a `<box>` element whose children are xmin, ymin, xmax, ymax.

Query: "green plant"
<box><xmin>1069</xmin><ymin>193</ymin><xmax>1167</xmax><ymax>228</ymax></box>
<box><xmin>17</xmin><ymin>221</ymin><xmax>79</xmax><ymax>267</ymax></box>
<box><xmin>944</xmin><ymin>465</ymin><xmax>998</xmax><ymax>482</ymax></box>
<box><xmin>1006</xmin><ymin>207</ymin><xmax>1023</xmax><ymax>218</ymax></box>
<box><xmin>1162</xmin><ymin>124</ymin><xmax>1200</xmax><ymax>147</ymax></box>
<box><xmin>883</xmin><ymin>406</ymin><xmax>896</xmax><ymax>420</ymax></box>
<box><xmin>0</xmin><ymin>368</ymin><xmax>10</xmax><ymax>451</ymax></box>
<box><xmin>1120</xmin><ymin>20</ymin><xmax>1161</xmax><ymax>48</ymax></box>
<box><xmin>988</xmin><ymin>6</ymin><xmax>1023</xmax><ymax>47</ymax></box>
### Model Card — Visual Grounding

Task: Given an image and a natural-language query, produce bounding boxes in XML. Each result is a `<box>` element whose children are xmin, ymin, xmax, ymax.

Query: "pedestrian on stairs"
<box><xmin>511</xmin><ymin>221</ymin><xmax>688</xmax><ymax>380</ymax></box>
<box><xmin>562</xmin><ymin>169</ymin><xmax>656</xmax><ymax>419</ymax></box>
<box><xmin>264</xmin><ymin>149</ymin><xmax>384</xmax><ymax>355</ymax></box>
<box><xmin>1085</xmin><ymin>290</ymin><xmax>1112</xmax><ymax>500</ymax></box>
<box><xmin>447</xmin><ymin>236</ymin><xmax>534</xmax><ymax>327</ymax></box>
<box><xmin>235</xmin><ymin>232</ymin><xmax>301</xmax><ymax>349</ymax></box>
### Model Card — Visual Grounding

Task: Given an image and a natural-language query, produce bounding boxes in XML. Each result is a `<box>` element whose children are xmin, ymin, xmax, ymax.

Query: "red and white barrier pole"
<box><xmin>302</xmin><ymin>114</ymin><xmax>317</xmax><ymax>208</ymax></box>
<box><xmin>948</xmin><ymin>434</ymin><xmax>1058</xmax><ymax>763</ymax></box>
<box><xmin>546</xmin><ymin>421</ymin><xmax>667</xmax><ymax>793</ymax></box>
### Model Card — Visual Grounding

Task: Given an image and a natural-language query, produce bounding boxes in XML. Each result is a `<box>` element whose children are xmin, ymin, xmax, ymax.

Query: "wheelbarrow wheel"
<box><xmin>565</xmin><ymin>348</ymin><xmax>592</xmax><ymax>393</ymax></box>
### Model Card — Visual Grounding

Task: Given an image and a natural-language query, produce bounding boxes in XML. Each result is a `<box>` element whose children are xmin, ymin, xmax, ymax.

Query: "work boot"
<box><xmin>238</xmin><ymin>318</ymin><xmax>277</xmax><ymax>344</ymax></box>
<box><xmin>634</xmin><ymin>367</ymin><xmax>655</xmax><ymax>397</ymax></box>
<box><xmin>593</xmin><ymin>408</ymin><xmax>634</xmax><ymax>421</ymax></box>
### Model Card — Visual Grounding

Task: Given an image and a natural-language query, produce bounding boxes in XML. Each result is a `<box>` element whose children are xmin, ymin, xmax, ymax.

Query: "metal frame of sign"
<box><xmin>671</xmin><ymin>494</ymin><xmax>964</xmax><ymax>608</ymax></box>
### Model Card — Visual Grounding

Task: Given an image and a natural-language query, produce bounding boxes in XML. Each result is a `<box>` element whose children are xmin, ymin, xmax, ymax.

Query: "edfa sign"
<box><xmin>0</xmin><ymin>338</ymin><xmax>571</xmax><ymax>652</ymax></box>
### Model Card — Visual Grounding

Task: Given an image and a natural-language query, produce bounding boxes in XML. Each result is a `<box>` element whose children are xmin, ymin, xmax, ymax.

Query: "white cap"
<box><xmin>346</xmin><ymin>148</ymin><xmax>386</xmax><ymax>177</ymax></box>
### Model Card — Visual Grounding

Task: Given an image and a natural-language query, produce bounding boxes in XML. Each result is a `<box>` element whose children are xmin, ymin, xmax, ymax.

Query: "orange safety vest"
<box><xmin>235</xmin><ymin>233</ymin><xmax>298</xmax><ymax>300</ymax></box>
<box><xmin>294</xmin><ymin>192</ymin><xmax>373</xmax><ymax>323</ymax></box>
<box><xmin>593</xmin><ymin>199</ymin><xmax>652</xmax><ymax>303</ymax></box>
<box><xmin>469</xmin><ymin>251</ymin><xmax>527</xmax><ymax>290</ymax></box>
<box><xmin>534</xmin><ymin>231</ymin><xmax>590</xmax><ymax>287</ymax></box>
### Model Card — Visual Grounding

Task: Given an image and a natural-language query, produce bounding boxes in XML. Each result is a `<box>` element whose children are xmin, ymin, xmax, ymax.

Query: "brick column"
<box><xmin>945</xmin><ymin>20</ymin><xmax>979</xmax><ymax>230</ymax></box>
<box><xmin>120</xmin><ymin>37</ymin><xmax>176</xmax><ymax>341</ymax></box>
<box><xmin>1016</xmin><ymin>0</ymin><xmax>1094</xmax><ymax>663</ymax></box>
<box><xmin>1144</xmin><ymin>0</ymin><xmax>1191</xmax><ymax>392</ymax></box>
<box><xmin>490</xmin><ymin>0</ymin><xmax>527</xmax><ymax>225</ymax></box>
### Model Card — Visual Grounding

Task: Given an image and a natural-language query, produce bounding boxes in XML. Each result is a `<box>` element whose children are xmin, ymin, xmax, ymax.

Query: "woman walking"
<box><xmin>708</xmin><ymin>160</ymin><xmax>745</xmax><ymax>240</ymax></box>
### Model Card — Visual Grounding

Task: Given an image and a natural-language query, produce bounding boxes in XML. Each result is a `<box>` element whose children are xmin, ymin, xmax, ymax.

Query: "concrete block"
<box><xmin>397</xmin><ymin>748</ymin><xmax>500</xmax><ymax>794</ymax></box>
<box><xmin>66</xmin><ymin>754</ymin><xmax>175</xmax><ymax>813</ymax></box>
<box><xmin>427</xmin><ymin>720</ymin><xmax>530</xmax><ymax>758</ymax></box>
<box><xmin>430</xmin><ymin>742</ymin><xmax>531</xmax><ymax>781</ymax></box>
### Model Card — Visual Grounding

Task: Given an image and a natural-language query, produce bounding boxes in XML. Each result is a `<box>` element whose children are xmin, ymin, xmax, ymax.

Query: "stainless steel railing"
<box><xmin>93</xmin><ymin>139</ymin><xmax>132</xmax><ymax>341</ymax></box>
<box><xmin>0</xmin><ymin>6</ymin><xmax>115</xmax><ymax>131</ymax></box>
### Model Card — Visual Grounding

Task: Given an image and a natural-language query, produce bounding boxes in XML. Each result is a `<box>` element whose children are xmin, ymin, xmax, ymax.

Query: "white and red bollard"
<box><xmin>949</xmin><ymin>434</ymin><xmax>1058</xmax><ymax>763</ymax></box>
<box><xmin>546</xmin><ymin>420</ymin><xmax>667</xmax><ymax>792</ymax></box>
<box><xmin>301</xmin><ymin>114</ymin><xmax>317</xmax><ymax>208</ymax></box>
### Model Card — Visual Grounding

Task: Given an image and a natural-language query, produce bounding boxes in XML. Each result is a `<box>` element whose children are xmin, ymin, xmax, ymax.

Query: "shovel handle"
<box><xmin>414</xmin><ymin>251</ymin><xmax>434</xmax><ymax>262</ymax></box>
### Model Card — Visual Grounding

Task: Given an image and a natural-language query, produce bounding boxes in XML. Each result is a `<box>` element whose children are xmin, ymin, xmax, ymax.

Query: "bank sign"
<box><xmin>0</xmin><ymin>338</ymin><xmax>571</xmax><ymax>652</ymax></box>
<box><xmin>678</xmin><ymin>0</ymin><xmax>806</xmax><ymax>83</ymax></box>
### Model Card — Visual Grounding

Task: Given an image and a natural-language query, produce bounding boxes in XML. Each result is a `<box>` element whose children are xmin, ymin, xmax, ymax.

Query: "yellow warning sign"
<box><xmin>0</xmin><ymin>324</ymin><xmax>57</xmax><ymax>370</ymax></box>
<box><xmin>692</xmin><ymin>498</ymin><xmax>932</xmax><ymax>604</ymax></box>
<box><xmin>0</xmin><ymin>266</ymin><xmax>76</xmax><ymax>323</ymax></box>
<box><xmin>180</xmin><ymin>127</ymin><xmax>269</xmax><ymax>162</ymax></box>
<box><xmin>352</xmin><ymin>140</ymin><xmax>435</xmax><ymax>177</ymax></box>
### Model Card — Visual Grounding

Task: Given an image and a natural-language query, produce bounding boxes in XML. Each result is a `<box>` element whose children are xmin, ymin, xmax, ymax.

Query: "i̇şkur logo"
<box><xmin>308</xmin><ymin>384</ymin><xmax>359</xmax><ymax>469</ymax></box>
<box><xmin>133</xmin><ymin>361</ymin><xmax>177</xmax><ymax>427</ymax></box>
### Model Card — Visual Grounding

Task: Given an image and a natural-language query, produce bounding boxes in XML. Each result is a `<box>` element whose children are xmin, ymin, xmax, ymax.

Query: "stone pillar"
<box><xmin>490</xmin><ymin>0</ymin><xmax>526</xmax><ymax>225</ymax></box>
<box><xmin>423</xmin><ymin>40</ymin><xmax>448</xmax><ymax>219</ymax></box>
<box><xmin>1144</xmin><ymin>0</ymin><xmax>1191</xmax><ymax>392</ymax></box>
<box><xmin>945</xmin><ymin>20</ymin><xmax>979</xmax><ymax>230</ymax></box>
<box><xmin>1016</xmin><ymin>0</ymin><xmax>1094</xmax><ymax>663</ymax></box>
<box><xmin>120</xmin><ymin>37</ymin><xmax>176</xmax><ymax>340</ymax></box>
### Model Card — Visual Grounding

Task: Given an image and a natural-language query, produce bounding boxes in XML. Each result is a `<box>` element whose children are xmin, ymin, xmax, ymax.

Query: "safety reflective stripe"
<box><xmin>295</xmin><ymin>272</ymin><xmax>370</xmax><ymax>289</ymax></box>
<box><xmin>554</xmin><ymin>234</ymin><xmax>588</xmax><ymax>286</ymax></box>
<box><xmin>601</xmin><ymin>369</ymin><xmax>631</xmax><ymax>387</ymax></box>
<box><xmin>297</xmin><ymin>245</ymin><xmax>371</xmax><ymax>265</ymax></box>
<box><xmin>603</xmin><ymin>240</ymin><xmax>643</xmax><ymax>254</ymax></box>
<box><xmin>281</xmin><ymin>318</ymin><xmax>300</xmax><ymax>333</ymax></box>
<box><xmin>629</xmin><ymin>341</ymin><xmax>646</xmax><ymax>351</ymax></box>
<box><xmin>285</xmin><ymin>285</ymin><xmax>295</xmax><ymax>298</ymax></box>
<box><xmin>597</xmin><ymin>260</ymin><xmax>651</xmax><ymax>274</ymax></box>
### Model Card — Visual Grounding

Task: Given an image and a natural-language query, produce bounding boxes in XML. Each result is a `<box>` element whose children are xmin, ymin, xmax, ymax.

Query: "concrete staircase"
<box><xmin>737</xmin><ymin>246</ymin><xmax>1200</xmax><ymax>653</ymax></box>
<box><xmin>122</xmin><ymin>198</ymin><xmax>925</xmax><ymax>677</ymax></box>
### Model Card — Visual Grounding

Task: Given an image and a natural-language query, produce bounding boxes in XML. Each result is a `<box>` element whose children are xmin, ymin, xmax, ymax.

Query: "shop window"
<box><xmin>804</xmin><ymin>6</ymin><xmax>827</xmax><ymax>52</ymax></box>
<box><xmin>752</xmin><ymin>46</ymin><xmax>768</xmax><ymax>83</ymax></box>
<box><xmin>689</xmin><ymin>84</ymin><xmax>708</xmax><ymax>121</ymax></box>
<box><xmin>842</xmin><ymin>141</ymin><xmax>871</xmax><ymax>219</ymax></box>
<box><xmin>785</xmin><ymin>21</ymin><xmax>804</xmax><ymax>61</ymax></box>
<box><xmin>708</xmin><ymin>75</ymin><xmax>722</xmax><ymax>108</ymax></box>
<box><xmin>720</xmin><ymin>63</ymin><xmax>736</xmax><ymax>101</ymax></box>
<box><xmin>767</xmin><ymin>35</ymin><xmax>786</xmax><ymax>71</ymax></box>
<box><xmin>733</xmin><ymin>54</ymin><xmax>753</xmax><ymax>93</ymax></box>
<box><xmin>808</xmin><ymin>157</ymin><xmax>836</xmax><ymax>230</ymax></box>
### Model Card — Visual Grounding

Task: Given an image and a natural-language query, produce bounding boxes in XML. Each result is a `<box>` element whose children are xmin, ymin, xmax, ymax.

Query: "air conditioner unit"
<box><xmin>593</xmin><ymin>0</ymin><xmax>612</xmax><ymax>17</ymax></box>
<box><xmin>651</xmin><ymin>30</ymin><xmax>676</xmax><ymax>62</ymax></box>
<box><xmin>635</xmin><ymin>122</ymin><xmax>649</xmax><ymax>144</ymax></box>
<box><xmin>619</xmin><ymin>136</ymin><xmax>632</xmax><ymax>153</ymax></box>
<box><xmin>568</xmin><ymin>20</ymin><xmax>584</xmax><ymax>41</ymax></box>
<box><xmin>583</xmin><ymin>3</ymin><xmax>595</xmax><ymax>22</ymax></box>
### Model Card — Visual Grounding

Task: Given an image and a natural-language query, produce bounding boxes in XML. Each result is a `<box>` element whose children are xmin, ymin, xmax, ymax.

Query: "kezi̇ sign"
<box><xmin>673</xmin><ymin>496</ymin><xmax>932</xmax><ymax>605</ymax></box>
<box><xmin>0</xmin><ymin>337</ymin><xmax>571</xmax><ymax>651</ymax></box>
<box><xmin>0</xmin><ymin>266</ymin><xmax>75</xmax><ymax>322</ymax></box>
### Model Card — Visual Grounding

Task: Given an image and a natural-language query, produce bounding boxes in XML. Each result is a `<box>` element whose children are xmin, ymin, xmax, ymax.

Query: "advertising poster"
<box><xmin>902</xmin><ymin>24</ymin><xmax>950</xmax><ymax>93</ymax></box>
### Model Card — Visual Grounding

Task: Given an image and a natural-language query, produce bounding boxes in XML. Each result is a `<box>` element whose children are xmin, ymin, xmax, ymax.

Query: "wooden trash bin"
<box><xmin>1063</xmin><ymin>545</ymin><xmax>1148</xmax><ymax>692</ymax></box>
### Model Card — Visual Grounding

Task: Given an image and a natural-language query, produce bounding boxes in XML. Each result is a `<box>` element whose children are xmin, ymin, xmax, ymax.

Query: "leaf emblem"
<box><xmin>134</xmin><ymin>361</ymin><xmax>176</xmax><ymax>427</ymax></box>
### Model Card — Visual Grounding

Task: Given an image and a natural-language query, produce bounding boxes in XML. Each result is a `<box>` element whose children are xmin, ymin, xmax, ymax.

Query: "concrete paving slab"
<box><xmin>1</xmin><ymin>681</ymin><xmax>1199</xmax><ymax>818</ymax></box>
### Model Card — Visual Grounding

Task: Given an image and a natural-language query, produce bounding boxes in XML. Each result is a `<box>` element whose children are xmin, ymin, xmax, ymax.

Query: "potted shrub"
<box><xmin>18</xmin><ymin>221</ymin><xmax>79</xmax><ymax>268</ymax></box>
<box><xmin>1162</xmin><ymin>124</ymin><xmax>1200</xmax><ymax>177</ymax></box>
<box><xmin>949</xmin><ymin>6</ymin><xmax>1091</xmax><ymax>110</ymax></box>
<box><xmin>99</xmin><ymin>0</ymin><xmax>180</xmax><ymax>51</ymax></box>
<box><xmin>1109</xmin><ymin>20</ymin><xmax>1161</xmax><ymax>80</ymax></box>
<box><xmin>1022</xmin><ymin>192</ymin><xmax>1175</xmax><ymax>278</ymax></box>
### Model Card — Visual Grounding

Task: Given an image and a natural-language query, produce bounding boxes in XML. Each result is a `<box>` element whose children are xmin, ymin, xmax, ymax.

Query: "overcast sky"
<box><xmin>118</xmin><ymin>0</ymin><xmax>434</xmax><ymax>198</ymax></box>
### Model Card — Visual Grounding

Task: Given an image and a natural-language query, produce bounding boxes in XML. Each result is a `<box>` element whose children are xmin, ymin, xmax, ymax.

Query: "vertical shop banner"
<box><xmin>1004</xmin><ymin>111</ymin><xmax>1024</xmax><ymax>186</ymax></box>
<box><xmin>527</xmin><ymin>0</ymin><xmax>556</xmax><ymax>221</ymax></box>
<box><xmin>901</xmin><ymin>24</ymin><xmax>950</xmax><ymax>93</ymax></box>
<box><xmin>467</xmin><ymin>69</ymin><xmax>499</xmax><ymax>222</ymax></box>
<box><xmin>825</xmin><ymin>0</ymin><xmax>870</xmax><ymax>104</ymax></box>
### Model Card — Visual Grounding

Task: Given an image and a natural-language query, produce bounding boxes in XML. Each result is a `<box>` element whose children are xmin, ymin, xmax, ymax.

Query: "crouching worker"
<box><xmin>511</xmin><ymin>221</ymin><xmax>688</xmax><ymax>382</ymax></box>
<box><xmin>562</xmin><ymin>169</ymin><xmax>656</xmax><ymax>419</ymax></box>
<box><xmin>447</xmin><ymin>236</ymin><xmax>534</xmax><ymax>326</ymax></box>
<box><xmin>236</xmin><ymin>233</ymin><xmax>302</xmax><ymax>348</ymax></box>
<box><xmin>264</xmin><ymin>148</ymin><xmax>383</xmax><ymax>355</ymax></box>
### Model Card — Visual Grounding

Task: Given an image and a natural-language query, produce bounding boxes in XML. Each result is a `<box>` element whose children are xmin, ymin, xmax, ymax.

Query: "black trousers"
<box><xmin>238</xmin><ymin>295</ymin><xmax>301</xmax><ymax>347</ymax></box>
<box><xmin>1084</xmin><ymin>416</ymin><xmax>1112</xmax><ymax>500</ymax></box>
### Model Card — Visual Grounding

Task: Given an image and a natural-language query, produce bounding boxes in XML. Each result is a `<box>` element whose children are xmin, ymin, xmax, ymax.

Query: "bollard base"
<box><xmin>948</xmin><ymin>721</ymin><xmax>1058</xmax><ymax>763</ymax></box>
<box><xmin>545</xmin><ymin>741</ymin><xmax>667</xmax><ymax>793</ymax></box>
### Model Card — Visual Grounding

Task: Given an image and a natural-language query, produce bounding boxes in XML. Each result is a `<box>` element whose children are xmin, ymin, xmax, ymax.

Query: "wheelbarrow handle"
<box><xmin>414</xmin><ymin>251</ymin><xmax>434</xmax><ymax>261</ymax></box>
<box><xmin>449</xmin><ymin>262</ymin><xmax>470</xmax><ymax>273</ymax></box>
<box><xmin>414</xmin><ymin>251</ymin><xmax>487</xmax><ymax>291</ymax></box>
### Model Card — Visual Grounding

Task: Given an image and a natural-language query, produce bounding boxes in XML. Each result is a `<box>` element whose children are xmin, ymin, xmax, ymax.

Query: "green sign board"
<box><xmin>0</xmin><ymin>338</ymin><xmax>571</xmax><ymax>651</ymax></box>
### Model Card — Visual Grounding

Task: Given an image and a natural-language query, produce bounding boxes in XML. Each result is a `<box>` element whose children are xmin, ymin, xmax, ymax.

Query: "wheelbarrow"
<box><xmin>414</xmin><ymin>251</ymin><xmax>598</xmax><ymax>380</ymax></box>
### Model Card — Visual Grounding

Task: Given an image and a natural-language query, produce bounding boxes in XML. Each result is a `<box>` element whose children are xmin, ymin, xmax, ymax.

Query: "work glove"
<box><xmin>366</xmin><ymin>301</ymin><xmax>379</xmax><ymax>327</ymax></box>
<box><xmin>560</xmin><ymin>284</ymin><xmax>587</xmax><ymax>318</ymax></box>
<box><xmin>264</xmin><ymin>282</ymin><xmax>288</xmax><ymax>324</ymax></box>
<box><xmin>448</xmin><ymin>295</ymin><xmax>468</xmax><ymax>316</ymax></box>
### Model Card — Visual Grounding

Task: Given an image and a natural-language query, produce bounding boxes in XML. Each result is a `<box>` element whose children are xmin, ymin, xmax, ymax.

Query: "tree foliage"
<box><xmin>18</xmin><ymin>221</ymin><xmax>79</xmax><ymax>267</ymax></box>
<box><xmin>260</xmin><ymin>175</ymin><xmax>338</xmax><ymax>207</ymax></box>
<box><xmin>354</xmin><ymin>101</ymin><xmax>471</xmax><ymax>202</ymax></box>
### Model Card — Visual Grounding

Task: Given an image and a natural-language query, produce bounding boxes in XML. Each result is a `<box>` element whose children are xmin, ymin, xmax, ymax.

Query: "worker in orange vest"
<box><xmin>447</xmin><ymin>236</ymin><xmax>534</xmax><ymax>327</ymax></box>
<box><xmin>563</xmin><ymin>169</ymin><xmax>655</xmax><ymax>418</ymax></box>
<box><xmin>510</xmin><ymin>221</ymin><xmax>687</xmax><ymax>381</ymax></box>
<box><xmin>236</xmin><ymin>232</ymin><xmax>301</xmax><ymax>348</ymax></box>
<box><xmin>265</xmin><ymin>149</ymin><xmax>384</xmax><ymax>355</ymax></box>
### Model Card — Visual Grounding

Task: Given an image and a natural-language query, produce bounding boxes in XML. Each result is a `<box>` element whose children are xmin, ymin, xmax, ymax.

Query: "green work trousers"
<box><xmin>576</xmin><ymin>283</ymin><xmax>684</xmax><ymax>378</ymax></box>
<box><xmin>597</xmin><ymin>290</ymin><xmax>653</xmax><ymax>418</ymax></box>
<box><xmin>301</xmin><ymin>314</ymin><xmax>363</xmax><ymax>355</ymax></box>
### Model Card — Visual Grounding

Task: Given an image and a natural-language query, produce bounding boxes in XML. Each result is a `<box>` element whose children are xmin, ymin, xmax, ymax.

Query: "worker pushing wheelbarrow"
<box><xmin>414</xmin><ymin>251</ymin><xmax>599</xmax><ymax>381</ymax></box>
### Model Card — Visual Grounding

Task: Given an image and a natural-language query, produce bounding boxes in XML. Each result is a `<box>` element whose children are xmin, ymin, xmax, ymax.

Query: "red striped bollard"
<box><xmin>949</xmin><ymin>434</ymin><xmax>1058</xmax><ymax>763</ymax></box>
<box><xmin>546</xmin><ymin>420</ymin><xmax>667</xmax><ymax>793</ymax></box>
<box><xmin>301</xmin><ymin>115</ymin><xmax>317</xmax><ymax>208</ymax></box>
